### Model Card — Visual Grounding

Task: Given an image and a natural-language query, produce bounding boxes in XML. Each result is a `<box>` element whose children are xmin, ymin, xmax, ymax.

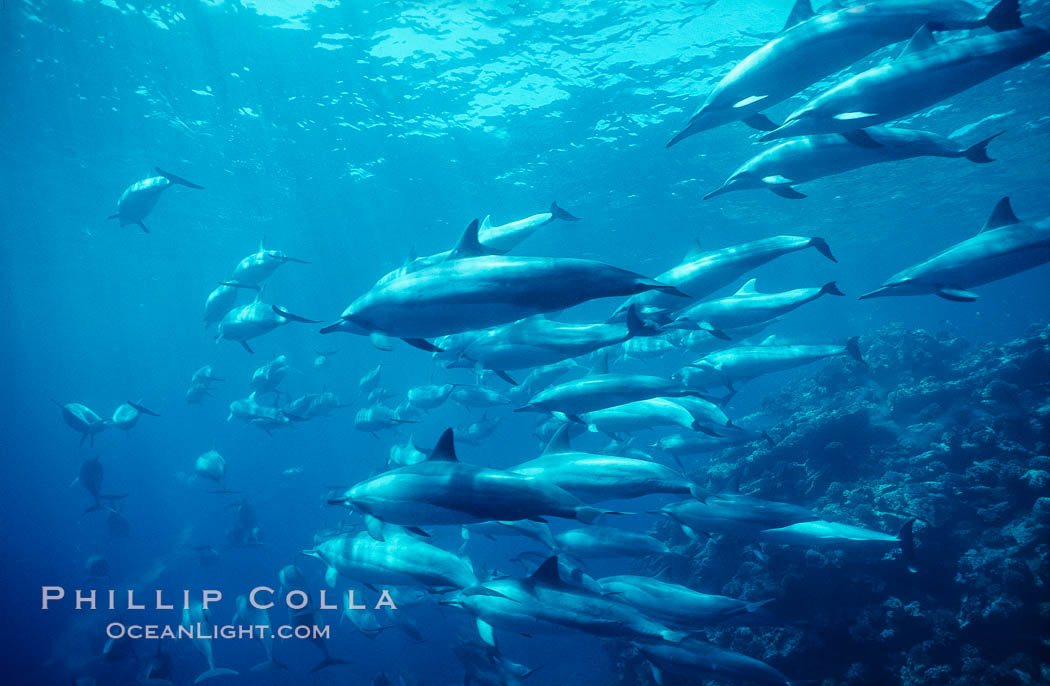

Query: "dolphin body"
<box><xmin>706</xmin><ymin>127</ymin><xmax>1003</xmax><ymax>200</ymax></box>
<box><xmin>249</xmin><ymin>355</ymin><xmax>289</xmax><ymax>393</ymax></box>
<box><xmin>459</xmin><ymin>414</ymin><xmax>501</xmax><ymax>445</ymax></box>
<box><xmin>454</xmin><ymin>642</ymin><xmax>539</xmax><ymax>686</ymax></box>
<box><xmin>216</xmin><ymin>299</ymin><xmax>319</xmax><ymax>354</ymax></box>
<box><xmin>760</xmin><ymin>518</ymin><xmax>917</xmax><ymax>568</ymax></box>
<box><xmin>108</xmin><ymin>167</ymin><xmax>204</xmax><ymax>233</ymax></box>
<box><xmin>406</xmin><ymin>383</ymin><xmax>458</xmax><ymax>410</ymax></box>
<box><xmin>286</xmin><ymin>391</ymin><xmax>351</xmax><ymax>419</ymax></box>
<box><xmin>511</xmin><ymin>426</ymin><xmax>706</xmax><ymax>502</ymax></box>
<box><xmin>611</xmin><ymin>235</ymin><xmax>837</xmax><ymax>320</ymax></box>
<box><xmin>577</xmin><ymin>398</ymin><xmax>705</xmax><ymax>437</ymax></box>
<box><xmin>675</xmin><ymin>337</ymin><xmax>864</xmax><ymax>389</ymax></box>
<box><xmin>55</xmin><ymin>401</ymin><xmax>112</xmax><ymax>446</ymax></box>
<box><xmin>445</xmin><ymin>557</ymin><xmax>689</xmax><ymax>647</ymax></box>
<box><xmin>320</xmin><ymin>219</ymin><xmax>684</xmax><ymax>345</ymax></box>
<box><xmin>451</xmin><ymin>385</ymin><xmax>510</xmax><ymax>408</ymax></box>
<box><xmin>656</xmin><ymin>429</ymin><xmax>774</xmax><ymax>458</ymax></box>
<box><xmin>860</xmin><ymin>197</ymin><xmax>1050</xmax><ymax>301</ymax></box>
<box><xmin>449</xmin><ymin>305</ymin><xmax>660</xmax><ymax>379</ymax></box>
<box><xmin>303</xmin><ymin>526</ymin><xmax>481</xmax><ymax>590</ymax></box>
<box><xmin>228</xmin><ymin>392</ymin><xmax>299</xmax><ymax>434</ymax></box>
<box><xmin>667</xmin><ymin>0</ymin><xmax>1021</xmax><ymax>146</ymax></box>
<box><xmin>598</xmin><ymin>575</ymin><xmax>771</xmax><ymax>627</ymax></box>
<box><xmin>111</xmin><ymin>401</ymin><xmax>160</xmax><ymax>431</ymax></box>
<box><xmin>655</xmin><ymin>493</ymin><xmax>820</xmax><ymax>539</ymax></box>
<box><xmin>762</xmin><ymin>24</ymin><xmax>1050</xmax><ymax>142</ymax></box>
<box><xmin>203</xmin><ymin>282</ymin><xmax>259</xmax><ymax>328</ymax></box>
<box><xmin>181</xmin><ymin>601</ymin><xmax>238</xmax><ymax>684</ymax></box>
<box><xmin>672</xmin><ymin>279</ymin><xmax>844</xmax><ymax>331</ymax></box>
<box><xmin>194</xmin><ymin>450</ymin><xmax>226</xmax><ymax>483</ymax></box>
<box><xmin>553</xmin><ymin>526</ymin><xmax>676</xmax><ymax>560</ymax></box>
<box><xmin>354</xmin><ymin>405</ymin><xmax>417</xmax><ymax>434</ymax></box>
<box><xmin>232</xmin><ymin>595</ymin><xmax>285</xmax><ymax>672</ymax></box>
<box><xmin>635</xmin><ymin>638</ymin><xmax>793</xmax><ymax>686</ymax></box>
<box><xmin>228</xmin><ymin>241</ymin><xmax>309</xmax><ymax>286</ymax></box>
<box><xmin>329</xmin><ymin>429</ymin><xmax>603</xmax><ymax>527</ymax></box>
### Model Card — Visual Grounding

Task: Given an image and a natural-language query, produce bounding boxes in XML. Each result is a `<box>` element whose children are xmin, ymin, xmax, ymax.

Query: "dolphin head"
<box><xmin>703</xmin><ymin>171</ymin><xmax>757</xmax><ymax>200</ymax></box>
<box><xmin>667</xmin><ymin>104</ymin><xmax>739</xmax><ymax>148</ymax></box>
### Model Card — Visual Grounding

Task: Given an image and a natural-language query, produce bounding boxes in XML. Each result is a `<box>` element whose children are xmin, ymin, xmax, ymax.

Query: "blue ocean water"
<box><xmin>2</xmin><ymin>1</ymin><xmax>1049</xmax><ymax>685</ymax></box>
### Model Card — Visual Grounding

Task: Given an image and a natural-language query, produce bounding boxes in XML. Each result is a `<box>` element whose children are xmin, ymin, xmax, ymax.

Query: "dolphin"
<box><xmin>111</xmin><ymin>400</ymin><xmax>160</xmax><ymax>431</ymax></box>
<box><xmin>760</xmin><ymin>518</ymin><xmax>917</xmax><ymax>570</ymax></box>
<box><xmin>654</xmin><ymin>493</ymin><xmax>820</xmax><ymax>540</ymax></box>
<box><xmin>303</xmin><ymin>525</ymin><xmax>482</xmax><ymax>591</ymax></box>
<box><xmin>655</xmin><ymin>429</ymin><xmax>774</xmax><ymax>459</ymax></box>
<box><xmin>354</xmin><ymin>405</ymin><xmax>418</xmax><ymax>434</ymax></box>
<box><xmin>232</xmin><ymin>595</ymin><xmax>286</xmax><ymax>671</ymax></box>
<box><xmin>286</xmin><ymin>390</ymin><xmax>351</xmax><ymax>419</ymax></box>
<box><xmin>576</xmin><ymin>398</ymin><xmax>703</xmax><ymax>437</ymax></box>
<box><xmin>762</xmin><ymin>24</ymin><xmax>1050</xmax><ymax>142</ymax></box>
<box><xmin>228</xmin><ymin>392</ymin><xmax>300</xmax><ymax>434</ymax></box>
<box><xmin>598</xmin><ymin>575</ymin><xmax>771</xmax><ymax>627</ymax></box>
<box><xmin>216</xmin><ymin>298</ymin><xmax>320</xmax><ymax>354</ymax></box>
<box><xmin>635</xmin><ymin>638</ymin><xmax>794</xmax><ymax>686</ymax></box>
<box><xmin>108</xmin><ymin>167</ymin><xmax>204</xmax><ymax>233</ymax></box>
<box><xmin>72</xmin><ymin>457</ymin><xmax>125</xmax><ymax>514</ymax></box>
<box><xmin>611</xmin><ymin>235</ymin><xmax>836</xmax><ymax>320</ymax></box>
<box><xmin>194</xmin><ymin>450</ymin><xmax>226</xmax><ymax>483</ymax></box>
<box><xmin>181</xmin><ymin>601</ymin><xmax>238</xmax><ymax>683</ymax></box>
<box><xmin>451</xmin><ymin>385</ymin><xmax>510</xmax><ymax>409</ymax></box>
<box><xmin>674</xmin><ymin>336</ymin><xmax>864</xmax><ymax>390</ymax></box>
<box><xmin>860</xmin><ymin>197</ymin><xmax>1050</xmax><ymax>301</ymax></box>
<box><xmin>443</xmin><ymin>556</ymin><xmax>689</xmax><ymax>647</ymax></box>
<box><xmin>249</xmin><ymin>355</ymin><xmax>289</xmax><ymax>393</ymax></box>
<box><xmin>328</xmin><ymin>428</ymin><xmax>604</xmax><ymax>528</ymax></box>
<box><xmin>666</xmin><ymin>0</ymin><xmax>1022</xmax><ymax>146</ymax></box>
<box><xmin>706</xmin><ymin>127</ymin><xmax>1003</xmax><ymax>200</ymax></box>
<box><xmin>449</xmin><ymin>305</ymin><xmax>661</xmax><ymax>379</ymax></box>
<box><xmin>510</xmin><ymin>426</ymin><xmax>706</xmax><ymax>502</ymax></box>
<box><xmin>459</xmin><ymin>413</ymin><xmax>501</xmax><ymax>445</ymax></box>
<box><xmin>320</xmin><ymin>219</ymin><xmax>684</xmax><ymax>345</ymax></box>
<box><xmin>406</xmin><ymin>383</ymin><xmax>458</xmax><ymax>410</ymax></box>
<box><xmin>672</xmin><ymin>279</ymin><xmax>844</xmax><ymax>331</ymax></box>
<box><xmin>358</xmin><ymin>363</ymin><xmax>383</xmax><ymax>394</ymax></box>
<box><xmin>203</xmin><ymin>281</ymin><xmax>259</xmax><ymax>328</ymax></box>
<box><xmin>54</xmin><ymin>401</ymin><xmax>112</xmax><ymax>446</ymax></box>
<box><xmin>227</xmin><ymin>240</ymin><xmax>309</xmax><ymax>286</ymax></box>
<box><xmin>187</xmin><ymin>366</ymin><xmax>223</xmax><ymax>404</ymax></box>
<box><xmin>86</xmin><ymin>554</ymin><xmax>110</xmax><ymax>578</ymax></box>
<box><xmin>553</xmin><ymin>526</ymin><xmax>677</xmax><ymax>560</ymax></box>
<box><xmin>454</xmin><ymin>641</ymin><xmax>540</xmax><ymax>686</ymax></box>
<box><xmin>388</xmin><ymin>437</ymin><xmax>427</xmax><ymax>467</ymax></box>
<box><xmin>465</xmin><ymin>519</ymin><xmax>558</xmax><ymax>550</ymax></box>
<box><xmin>517</xmin><ymin>370</ymin><xmax>712</xmax><ymax>418</ymax></box>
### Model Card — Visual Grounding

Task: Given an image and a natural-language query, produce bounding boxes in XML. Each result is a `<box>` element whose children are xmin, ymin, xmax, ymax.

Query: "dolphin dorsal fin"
<box><xmin>590</xmin><ymin>351</ymin><xmax>609</xmax><ymax>375</ymax></box>
<box><xmin>735</xmin><ymin>278</ymin><xmax>759</xmax><ymax>295</ymax></box>
<box><xmin>899</xmin><ymin>24</ymin><xmax>937</xmax><ymax>59</ymax></box>
<box><xmin>758</xmin><ymin>335</ymin><xmax>778</xmax><ymax>346</ymax></box>
<box><xmin>258</xmin><ymin>236</ymin><xmax>267</xmax><ymax>252</ymax></box>
<box><xmin>529</xmin><ymin>556</ymin><xmax>565</xmax><ymax>587</ymax></box>
<box><xmin>980</xmin><ymin>197</ymin><xmax>1020</xmax><ymax>233</ymax></box>
<box><xmin>780</xmin><ymin>0</ymin><xmax>815</xmax><ymax>32</ymax></box>
<box><xmin>403</xmin><ymin>245</ymin><xmax>418</xmax><ymax>267</ymax></box>
<box><xmin>542</xmin><ymin>425</ymin><xmax>572</xmax><ymax>455</ymax></box>
<box><xmin>480</xmin><ymin>215</ymin><xmax>492</xmax><ymax>232</ymax></box>
<box><xmin>450</xmin><ymin>219</ymin><xmax>486</xmax><ymax>259</ymax></box>
<box><xmin>683</xmin><ymin>238</ymin><xmax>705</xmax><ymax>263</ymax></box>
<box><xmin>427</xmin><ymin>428</ymin><xmax>458</xmax><ymax>461</ymax></box>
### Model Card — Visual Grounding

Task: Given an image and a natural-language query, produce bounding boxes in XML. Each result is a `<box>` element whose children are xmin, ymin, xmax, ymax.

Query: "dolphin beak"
<box><xmin>300</xmin><ymin>549</ymin><xmax>321</xmax><ymax>559</ymax></box>
<box><xmin>666</xmin><ymin>111</ymin><xmax>710</xmax><ymax>148</ymax></box>
<box><xmin>759</xmin><ymin>119</ymin><xmax>800</xmax><ymax>142</ymax></box>
<box><xmin>319</xmin><ymin>321</ymin><xmax>345</xmax><ymax>334</ymax></box>
<box><xmin>859</xmin><ymin>286</ymin><xmax>891</xmax><ymax>300</ymax></box>
<box><xmin>703</xmin><ymin>184</ymin><xmax>732</xmax><ymax>200</ymax></box>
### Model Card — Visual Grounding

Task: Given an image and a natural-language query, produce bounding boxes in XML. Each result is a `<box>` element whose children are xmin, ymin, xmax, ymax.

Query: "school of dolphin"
<box><xmin>57</xmin><ymin>1</ymin><xmax>1050</xmax><ymax>684</ymax></box>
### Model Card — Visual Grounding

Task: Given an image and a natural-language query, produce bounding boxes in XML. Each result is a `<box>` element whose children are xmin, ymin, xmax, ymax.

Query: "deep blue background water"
<box><xmin>2</xmin><ymin>0</ymin><xmax>1049</xmax><ymax>684</ymax></box>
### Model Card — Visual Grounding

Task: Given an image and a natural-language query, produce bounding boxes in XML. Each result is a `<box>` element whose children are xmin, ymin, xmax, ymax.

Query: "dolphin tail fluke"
<box><xmin>809</xmin><ymin>237</ymin><xmax>836</xmax><ymax>262</ymax></box>
<box><xmin>820</xmin><ymin>281</ymin><xmax>845</xmax><ymax>297</ymax></box>
<box><xmin>898</xmin><ymin>518</ymin><xmax>917</xmax><ymax>572</ymax></box>
<box><xmin>625</xmin><ymin>304</ymin><xmax>660</xmax><ymax>338</ymax></box>
<box><xmin>128</xmin><ymin>401</ymin><xmax>160</xmax><ymax>417</ymax></box>
<box><xmin>272</xmin><ymin>305</ymin><xmax>321</xmax><ymax>324</ymax></box>
<box><xmin>156</xmin><ymin>167</ymin><xmax>205</xmax><ymax>190</ymax></box>
<box><xmin>845</xmin><ymin>336</ymin><xmax>865</xmax><ymax>365</ymax></box>
<box><xmin>550</xmin><ymin>202</ymin><xmax>581</xmax><ymax>222</ymax></box>
<box><xmin>193</xmin><ymin>667</ymin><xmax>238</xmax><ymax>683</ymax></box>
<box><xmin>984</xmin><ymin>0</ymin><xmax>1021</xmax><ymax>31</ymax></box>
<box><xmin>963</xmin><ymin>131</ymin><xmax>1005</xmax><ymax>164</ymax></box>
<box><xmin>310</xmin><ymin>656</ymin><xmax>351</xmax><ymax>673</ymax></box>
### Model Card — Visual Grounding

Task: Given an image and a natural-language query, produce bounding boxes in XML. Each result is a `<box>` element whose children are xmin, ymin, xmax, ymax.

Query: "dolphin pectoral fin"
<box><xmin>155</xmin><ymin>167</ymin><xmax>205</xmax><ymax>190</ymax></box>
<box><xmin>194</xmin><ymin>668</ymin><xmax>239</xmax><ymax>683</ymax></box>
<box><xmin>742</xmin><ymin>113</ymin><xmax>779</xmax><ymax>131</ymax></box>
<box><xmin>128</xmin><ymin>401</ymin><xmax>160</xmax><ymax>417</ymax></box>
<box><xmin>648</xmin><ymin>662</ymin><xmax>664</xmax><ymax>686</ymax></box>
<box><xmin>770</xmin><ymin>185</ymin><xmax>806</xmax><ymax>199</ymax></box>
<box><xmin>401</xmin><ymin>338</ymin><xmax>443</xmax><ymax>352</ymax></box>
<box><xmin>324</xmin><ymin>565</ymin><xmax>338</xmax><ymax>588</ymax></box>
<box><xmin>936</xmin><ymin>288</ymin><xmax>978</xmax><ymax>302</ymax></box>
<box><xmin>404</xmin><ymin>526</ymin><xmax>431</xmax><ymax>537</ymax></box>
<box><xmin>107</xmin><ymin>213</ymin><xmax>121</xmax><ymax>220</ymax></box>
<box><xmin>239</xmin><ymin>341</ymin><xmax>254</xmax><ymax>354</ymax></box>
<box><xmin>493</xmin><ymin>369</ymin><xmax>519</xmax><ymax>386</ymax></box>
<box><xmin>137</xmin><ymin>221</ymin><xmax>150</xmax><ymax>233</ymax></box>
<box><xmin>841</xmin><ymin>130</ymin><xmax>883</xmax><ymax>148</ymax></box>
